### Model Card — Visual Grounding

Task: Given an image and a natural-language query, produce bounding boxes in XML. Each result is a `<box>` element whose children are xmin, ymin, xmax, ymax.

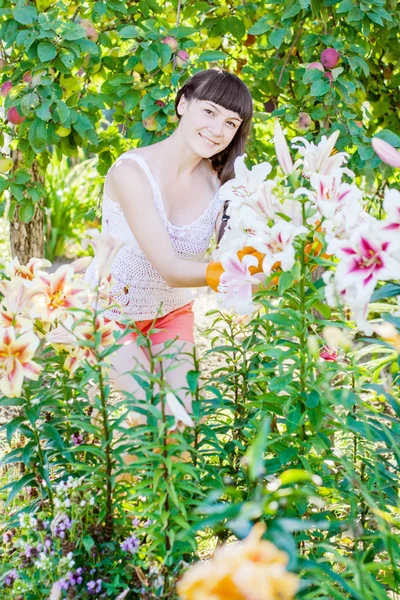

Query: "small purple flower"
<box><xmin>51</xmin><ymin>514</ymin><xmax>73</xmax><ymax>538</ymax></box>
<box><xmin>120</xmin><ymin>535</ymin><xmax>140</xmax><ymax>555</ymax></box>
<box><xmin>87</xmin><ymin>579</ymin><xmax>102</xmax><ymax>594</ymax></box>
<box><xmin>2</xmin><ymin>530</ymin><xmax>13</xmax><ymax>544</ymax></box>
<box><xmin>132</xmin><ymin>517</ymin><xmax>140</xmax><ymax>527</ymax></box>
<box><xmin>4</xmin><ymin>569</ymin><xmax>18</xmax><ymax>587</ymax></box>
<box><xmin>71</xmin><ymin>431</ymin><xmax>84</xmax><ymax>445</ymax></box>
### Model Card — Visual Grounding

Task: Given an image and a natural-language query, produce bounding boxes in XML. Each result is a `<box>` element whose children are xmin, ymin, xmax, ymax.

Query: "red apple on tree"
<box><xmin>306</xmin><ymin>62</ymin><xmax>324</xmax><ymax>72</ymax></box>
<box><xmin>7</xmin><ymin>106</ymin><xmax>26</xmax><ymax>124</ymax></box>
<box><xmin>143</xmin><ymin>116</ymin><xmax>157</xmax><ymax>131</ymax></box>
<box><xmin>320</xmin><ymin>48</ymin><xmax>340</xmax><ymax>69</ymax></box>
<box><xmin>155</xmin><ymin>100</ymin><xmax>166</xmax><ymax>107</ymax></box>
<box><xmin>162</xmin><ymin>36</ymin><xmax>178</xmax><ymax>52</ymax></box>
<box><xmin>80</xmin><ymin>19</ymin><xmax>99</xmax><ymax>43</ymax></box>
<box><xmin>176</xmin><ymin>50</ymin><xmax>189</xmax><ymax>67</ymax></box>
<box><xmin>22</xmin><ymin>72</ymin><xmax>32</xmax><ymax>83</ymax></box>
<box><xmin>0</xmin><ymin>81</ymin><xmax>12</xmax><ymax>97</ymax></box>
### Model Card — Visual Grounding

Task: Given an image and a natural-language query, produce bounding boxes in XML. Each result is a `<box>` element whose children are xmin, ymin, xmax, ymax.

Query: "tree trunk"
<box><xmin>9</xmin><ymin>153</ymin><xmax>44</xmax><ymax>264</ymax></box>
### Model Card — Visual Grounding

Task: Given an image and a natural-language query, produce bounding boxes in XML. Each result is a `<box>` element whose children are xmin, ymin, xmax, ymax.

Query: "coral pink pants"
<box><xmin>104</xmin><ymin>302</ymin><xmax>194</xmax><ymax>346</ymax></box>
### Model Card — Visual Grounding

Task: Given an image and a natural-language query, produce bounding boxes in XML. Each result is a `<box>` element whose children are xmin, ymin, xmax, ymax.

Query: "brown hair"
<box><xmin>174</xmin><ymin>68</ymin><xmax>253</xmax><ymax>185</ymax></box>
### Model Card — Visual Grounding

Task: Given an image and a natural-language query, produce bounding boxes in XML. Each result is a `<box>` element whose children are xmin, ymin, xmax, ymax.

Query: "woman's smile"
<box><xmin>199</xmin><ymin>132</ymin><xmax>220</xmax><ymax>147</ymax></box>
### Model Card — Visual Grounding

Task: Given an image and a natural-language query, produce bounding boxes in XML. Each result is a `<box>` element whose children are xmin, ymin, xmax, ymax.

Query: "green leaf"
<box><xmin>62</xmin><ymin>24</ymin><xmax>86</xmax><ymax>41</ymax></box>
<box><xmin>278</xmin><ymin>271</ymin><xmax>295</xmax><ymax>294</ymax></box>
<box><xmin>223</xmin><ymin>16</ymin><xmax>246</xmax><ymax>40</ymax></box>
<box><xmin>28</xmin><ymin>118</ymin><xmax>47</xmax><ymax>154</ymax></box>
<box><xmin>310</xmin><ymin>78</ymin><xmax>331</xmax><ymax>96</ymax></box>
<box><xmin>37</xmin><ymin>42</ymin><xmax>57</xmax><ymax>63</ymax></box>
<box><xmin>141</xmin><ymin>48</ymin><xmax>159</xmax><ymax>72</ymax></box>
<box><xmin>13</xmin><ymin>5</ymin><xmax>37</xmax><ymax>25</ymax></box>
<box><xmin>269</xmin><ymin>28</ymin><xmax>287</xmax><ymax>49</ymax></box>
<box><xmin>374</xmin><ymin>129</ymin><xmax>400</xmax><ymax>148</ymax></box>
<box><xmin>124</xmin><ymin>90</ymin><xmax>141</xmax><ymax>112</ymax></box>
<box><xmin>371</xmin><ymin>283</ymin><xmax>400</xmax><ymax>302</ymax></box>
<box><xmin>279</xmin><ymin>469</ymin><xmax>317</xmax><ymax>485</ymax></box>
<box><xmin>248</xmin><ymin>17</ymin><xmax>270</xmax><ymax>35</ymax></box>
<box><xmin>306</xmin><ymin>390</ymin><xmax>320</xmax><ymax>408</ymax></box>
<box><xmin>6</xmin><ymin>473</ymin><xmax>36</xmax><ymax>506</ymax></box>
<box><xmin>40</xmin><ymin>423</ymin><xmax>65</xmax><ymax>449</ymax></box>
<box><xmin>119</xmin><ymin>25</ymin><xmax>140</xmax><ymax>38</ymax></box>
<box><xmin>35</xmin><ymin>100</ymin><xmax>52</xmax><ymax>122</ymax></box>
<box><xmin>198</xmin><ymin>50</ymin><xmax>228</xmax><ymax>62</ymax></box>
<box><xmin>347</xmin><ymin>7</ymin><xmax>364</xmax><ymax>21</ymax></box>
<box><xmin>60</xmin><ymin>50</ymin><xmax>75</xmax><ymax>70</ymax></box>
<box><xmin>244</xmin><ymin>418</ymin><xmax>270</xmax><ymax>481</ymax></box>
<box><xmin>303</xmin><ymin>68</ymin><xmax>324</xmax><ymax>84</ymax></box>
<box><xmin>282</xmin><ymin>1</ymin><xmax>302</xmax><ymax>19</ymax></box>
<box><xmin>19</xmin><ymin>202</ymin><xmax>35</xmax><ymax>223</ymax></box>
<box><xmin>10</xmin><ymin>183</ymin><xmax>24</xmax><ymax>202</ymax></box>
<box><xmin>366</xmin><ymin>11</ymin><xmax>383</xmax><ymax>26</ymax></box>
<box><xmin>107</xmin><ymin>0</ymin><xmax>128</xmax><ymax>13</ymax></box>
<box><xmin>186</xmin><ymin>370</ymin><xmax>200</xmax><ymax>394</ymax></box>
<box><xmin>56</xmin><ymin>100</ymin><xmax>70</xmax><ymax>123</ymax></box>
<box><xmin>82</xmin><ymin>535</ymin><xmax>95</xmax><ymax>553</ymax></box>
<box><xmin>168</xmin><ymin>25</ymin><xmax>197</xmax><ymax>38</ymax></box>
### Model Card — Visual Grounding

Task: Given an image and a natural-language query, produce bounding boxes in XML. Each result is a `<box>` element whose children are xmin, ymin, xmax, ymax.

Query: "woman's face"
<box><xmin>177</xmin><ymin>97</ymin><xmax>243</xmax><ymax>158</ymax></box>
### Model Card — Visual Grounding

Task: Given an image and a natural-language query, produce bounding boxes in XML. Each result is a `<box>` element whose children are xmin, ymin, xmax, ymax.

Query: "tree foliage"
<box><xmin>0</xmin><ymin>0</ymin><xmax>399</xmax><ymax>230</ymax></box>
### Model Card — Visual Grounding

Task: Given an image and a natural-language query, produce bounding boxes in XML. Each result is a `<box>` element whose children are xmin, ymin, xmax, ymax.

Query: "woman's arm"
<box><xmin>106</xmin><ymin>159</ymin><xmax>208</xmax><ymax>288</ymax></box>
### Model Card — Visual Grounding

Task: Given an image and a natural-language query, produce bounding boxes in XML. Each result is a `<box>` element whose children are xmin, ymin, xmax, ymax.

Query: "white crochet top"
<box><xmin>85</xmin><ymin>151</ymin><xmax>223</xmax><ymax>321</ymax></box>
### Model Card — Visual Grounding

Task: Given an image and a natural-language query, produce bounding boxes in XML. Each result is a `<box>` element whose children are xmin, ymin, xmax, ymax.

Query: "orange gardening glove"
<box><xmin>206</xmin><ymin>246</ymin><xmax>265</xmax><ymax>292</ymax></box>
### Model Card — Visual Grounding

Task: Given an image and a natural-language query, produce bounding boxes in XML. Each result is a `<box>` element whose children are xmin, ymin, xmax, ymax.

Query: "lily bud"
<box><xmin>273</xmin><ymin>119</ymin><xmax>294</xmax><ymax>175</ymax></box>
<box><xmin>371</xmin><ymin>136</ymin><xmax>400</xmax><ymax>169</ymax></box>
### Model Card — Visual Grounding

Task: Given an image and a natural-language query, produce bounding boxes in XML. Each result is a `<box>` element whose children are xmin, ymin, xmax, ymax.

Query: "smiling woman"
<box><xmin>84</xmin><ymin>68</ymin><xmax>253</xmax><ymax>427</ymax></box>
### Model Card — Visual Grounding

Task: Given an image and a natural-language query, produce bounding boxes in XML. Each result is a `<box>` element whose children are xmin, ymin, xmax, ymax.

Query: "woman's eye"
<box><xmin>227</xmin><ymin>121</ymin><xmax>236</xmax><ymax>127</ymax></box>
<box><xmin>205</xmin><ymin>109</ymin><xmax>214</xmax><ymax>115</ymax></box>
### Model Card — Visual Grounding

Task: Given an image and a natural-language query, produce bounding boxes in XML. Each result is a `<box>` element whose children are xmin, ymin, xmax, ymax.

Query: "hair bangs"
<box><xmin>193</xmin><ymin>72</ymin><xmax>252</xmax><ymax>121</ymax></box>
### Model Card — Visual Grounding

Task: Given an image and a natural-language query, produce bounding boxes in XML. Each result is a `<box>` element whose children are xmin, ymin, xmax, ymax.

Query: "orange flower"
<box><xmin>47</xmin><ymin>315</ymin><xmax>118</xmax><ymax>375</ymax></box>
<box><xmin>31</xmin><ymin>264</ymin><xmax>89</xmax><ymax>323</ymax></box>
<box><xmin>0</xmin><ymin>327</ymin><xmax>42</xmax><ymax>397</ymax></box>
<box><xmin>0</xmin><ymin>279</ymin><xmax>43</xmax><ymax>333</ymax></box>
<box><xmin>177</xmin><ymin>523</ymin><xmax>299</xmax><ymax>600</ymax></box>
<box><xmin>5</xmin><ymin>257</ymin><xmax>51</xmax><ymax>281</ymax></box>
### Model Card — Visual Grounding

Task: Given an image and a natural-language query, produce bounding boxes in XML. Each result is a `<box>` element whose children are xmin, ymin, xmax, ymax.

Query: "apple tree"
<box><xmin>0</xmin><ymin>0</ymin><xmax>398</xmax><ymax>263</ymax></box>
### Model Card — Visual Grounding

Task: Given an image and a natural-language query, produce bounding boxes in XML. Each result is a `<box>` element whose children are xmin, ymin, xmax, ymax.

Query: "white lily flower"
<box><xmin>219</xmin><ymin>154</ymin><xmax>272</xmax><ymax>202</ymax></box>
<box><xmin>292</xmin><ymin>130</ymin><xmax>352</xmax><ymax>177</ymax></box>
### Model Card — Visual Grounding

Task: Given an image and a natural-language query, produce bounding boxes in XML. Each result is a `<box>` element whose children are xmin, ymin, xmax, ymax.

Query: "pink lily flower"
<box><xmin>296</xmin><ymin>173</ymin><xmax>362</xmax><ymax>220</ymax></box>
<box><xmin>0</xmin><ymin>327</ymin><xmax>42</xmax><ymax>398</ymax></box>
<box><xmin>372</xmin><ymin>137</ymin><xmax>400</xmax><ymax>168</ymax></box>
<box><xmin>382</xmin><ymin>188</ymin><xmax>400</xmax><ymax>231</ymax></box>
<box><xmin>334</xmin><ymin>227</ymin><xmax>400</xmax><ymax>289</ymax></box>
<box><xmin>320</xmin><ymin>347</ymin><xmax>338</xmax><ymax>362</ymax></box>
<box><xmin>258</xmin><ymin>221</ymin><xmax>307</xmax><ymax>275</ymax></box>
<box><xmin>218</xmin><ymin>252</ymin><xmax>260</xmax><ymax>314</ymax></box>
<box><xmin>274</xmin><ymin>119</ymin><xmax>294</xmax><ymax>175</ymax></box>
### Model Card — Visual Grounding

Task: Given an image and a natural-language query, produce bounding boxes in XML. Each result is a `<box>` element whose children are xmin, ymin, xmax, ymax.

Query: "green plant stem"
<box><xmin>159</xmin><ymin>361</ymin><xmax>171</xmax><ymax>554</ymax></box>
<box><xmin>298</xmin><ymin>202</ymin><xmax>308</xmax><ymax>440</ymax></box>
<box><xmin>98</xmin><ymin>366</ymin><xmax>113</xmax><ymax>540</ymax></box>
